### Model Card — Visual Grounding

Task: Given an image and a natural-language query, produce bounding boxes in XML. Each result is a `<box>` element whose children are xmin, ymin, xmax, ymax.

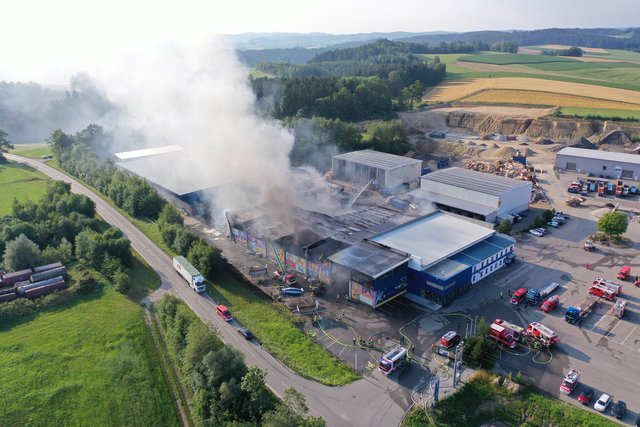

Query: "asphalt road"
<box><xmin>6</xmin><ymin>154</ymin><xmax>408</xmax><ymax>427</ymax></box>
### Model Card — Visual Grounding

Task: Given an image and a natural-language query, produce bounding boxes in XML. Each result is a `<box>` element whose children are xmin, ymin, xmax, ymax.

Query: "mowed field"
<box><xmin>421</xmin><ymin>48</ymin><xmax>640</xmax><ymax>118</ymax></box>
<box><xmin>0</xmin><ymin>288</ymin><xmax>179</xmax><ymax>426</ymax></box>
<box><xmin>9</xmin><ymin>142</ymin><xmax>52</xmax><ymax>159</ymax></box>
<box><xmin>0</xmin><ymin>162</ymin><xmax>50</xmax><ymax>216</ymax></box>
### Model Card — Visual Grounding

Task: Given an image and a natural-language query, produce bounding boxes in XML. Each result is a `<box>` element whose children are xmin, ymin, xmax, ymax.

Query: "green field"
<box><xmin>403</xmin><ymin>372</ymin><xmax>618</xmax><ymax>427</ymax></box>
<box><xmin>459</xmin><ymin>53</ymin><xmax>578</xmax><ymax>65</ymax></box>
<box><xmin>0</xmin><ymin>288</ymin><xmax>179</xmax><ymax>426</ymax></box>
<box><xmin>128</xmin><ymin>251</ymin><xmax>162</xmax><ymax>299</ymax></box>
<box><xmin>559</xmin><ymin>106</ymin><xmax>640</xmax><ymax>120</ymax></box>
<box><xmin>0</xmin><ymin>162</ymin><xmax>50</xmax><ymax>216</ymax></box>
<box><xmin>207</xmin><ymin>271</ymin><xmax>360</xmax><ymax>386</ymax></box>
<box><xmin>9</xmin><ymin>142</ymin><xmax>52</xmax><ymax>159</ymax></box>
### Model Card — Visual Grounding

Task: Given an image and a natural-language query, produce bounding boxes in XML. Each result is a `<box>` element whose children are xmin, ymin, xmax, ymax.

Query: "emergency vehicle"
<box><xmin>493</xmin><ymin>318</ymin><xmax>525</xmax><ymax>342</ymax></box>
<box><xmin>510</xmin><ymin>287</ymin><xmax>528</xmax><ymax>305</ymax></box>
<box><xmin>617</xmin><ymin>266</ymin><xmax>631</xmax><ymax>280</ymax></box>
<box><xmin>560</xmin><ymin>369</ymin><xmax>580</xmax><ymax>394</ymax></box>
<box><xmin>440</xmin><ymin>330</ymin><xmax>461</xmax><ymax>348</ymax></box>
<box><xmin>593</xmin><ymin>277</ymin><xmax>622</xmax><ymax>295</ymax></box>
<box><xmin>489</xmin><ymin>323</ymin><xmax>517</xmax><ymax>349</ymax></box>
<box><xmin>588</xmin><ymin>283</ymin><xmax>615</xmax><ymax>301</ymax></box>
<box><xmin>378</xmin><ymin>346</ymin><xmax>407</xmax><ymax>375</ymax></box>
<box><xmin>526</xmin><ymin>322</ymin><xmax>559</xmax><ymax>346</ymax></box>
<box><xmin>540</xmin><ymin>295</ymin><xmax>560</xmax><ymax>313</ymax></box>
<box><xmin>611</xmin><ymin>300</ymin><xmax>627</xmax><ymax>319</ymax></box>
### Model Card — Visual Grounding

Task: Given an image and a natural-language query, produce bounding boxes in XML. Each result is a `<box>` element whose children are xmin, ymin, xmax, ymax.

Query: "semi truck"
<box><xmin>173</xmin><ymin>256</ymin><xmax>206</xmax><ymax>293</ymax></box>
<box><xmin>489</xmin><ymin>323</ymin><xmax>517</xmax><ymax>349</ymax></box>
<box><xmin>564</xmin><ymin>296</ymin><xmax>599</xmax><ymax>324</ymax></box>
<box><xmin>378</xmin><ymin>345</ymin><xmax>408</xmax><ymax>375</ymax></box>
<box><xmin>526</xmin><ymin>282</ymin><xmax>559</xmax><ymax>305</ymax></box>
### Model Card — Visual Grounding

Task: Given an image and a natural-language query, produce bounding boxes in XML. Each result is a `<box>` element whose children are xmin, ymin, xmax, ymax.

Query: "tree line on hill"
<box><xmin>158</xmin><ymin>294</ymin><xmax>325</xmax><ymax>426</ymax></box>
<box><xmin>49</xmin><ymin>125</ymin><xmax>224</xmax><ymax>280</ymax></box>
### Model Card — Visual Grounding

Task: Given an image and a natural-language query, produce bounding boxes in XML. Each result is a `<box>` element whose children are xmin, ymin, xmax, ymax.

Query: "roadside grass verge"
<box><xmin>9</xmin><ymin>142</ymin><xmax>52</xmax><ymax>159</ymax></box>
<box><xmin>128</xmin><ymin>251</ymin><xmax>162</xmax><ymax>299</ymax></box>
<box><xmin>403</xmin><ymin>371</ymin><xmax>618</xmax><ymax>427</ymax></box>
<box><xmin>207</xmin><ymin>270</ymin><xmax>360</xmax><ymax>386</ymax></box>
<box><xmin>0</xmin><ymin>162</ymin><xmax>50</xmax><ymax>216</ymax></box>
<box><xmin>0</xmin><ymin>281</ymin><xmax>179</xmax><ymax>426</ymax></box>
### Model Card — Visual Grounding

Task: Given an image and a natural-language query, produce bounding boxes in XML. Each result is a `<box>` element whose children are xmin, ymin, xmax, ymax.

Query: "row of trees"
<box><xmin>0</xmin><ymin>128</ymin><xmax>14</xmax><ymax>163</ymax></box>
<box><xmin>50</xmin><ymin>126</ymin><xmax>166</xmax><ymax>219</ymax></box>
<box><xmin>158</xmin><ymin>295</ymin><xmax>325</xmax><ymax>426</ymax></box>
<box><xmin>542</xmin><ymin>46</ymin><xmax>583</xmax><ymax>57</ymax></box>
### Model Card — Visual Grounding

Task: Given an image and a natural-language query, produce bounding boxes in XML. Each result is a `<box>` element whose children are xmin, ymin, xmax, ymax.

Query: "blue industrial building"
<box><xmin>332</xmin><ymin>211</ymin><xmax>515</xmax><ymax>308</ymax></box>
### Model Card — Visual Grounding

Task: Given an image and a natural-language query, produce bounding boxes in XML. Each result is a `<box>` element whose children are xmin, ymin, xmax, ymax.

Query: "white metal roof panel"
<box><xmin>556</xmin><ymin>147</ymin><xmax>640</xmax><ymax>165</ymax></box>
<box><xmin>114</xmin><ymin>144</ymin><xmax>184</xmax><ymax>160</ymax></box>
<box><xmin>333</xmin><ymin>149</ymin><xmax>422</xmax><ymax>170</ymax></box>
<box><xmin>410</xmin><ymin>189</ymin><xmax>497</xmax><ymax>216</ymax></box>
<box><xmin>422</xmin><ymin>167</ymin><xmax>531</xmax><ymax>196</ymax></box>
<box><xmin>370</xmin><ymin>211</ymin><xmax>495</xmax><ymax>270</ymax></box>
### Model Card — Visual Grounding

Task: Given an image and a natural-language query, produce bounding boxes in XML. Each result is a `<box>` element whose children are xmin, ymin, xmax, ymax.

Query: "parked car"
<box><xmin>577</xmin><ymin>388</ymin><xmax>593</xmax><ymax>405</ymax></box>
<box><xmin>530</xmin><ymin>228</ymin><xmax>544</xmax><ymax>237</ymax></box>
<box><xmin>547</xmin><ymin>221</ymin><xmax>560</xmax><ymax>228</ymax></box>
<box><xmin>238</xmin><ymin>328</ymin><xmax>254</xmax><ymax>340</ymax></box>
<box><xmin>440</xmin><ymin>331</ymin><xmax>461</xmax><ymax>348</ymax></box>
<box><xmin>552</xmin><ymin>216</ymin><xmax>566</xmax><ymax>224</ymax></box>
<box><xmin>611</xmin><ymin>401</ymin><xmax>627</xmax><ymax>419</ymax></box>
<box><xmin>594</xmin><ymin>393</ymin><xmax>611</xmax><ymax>412</ymax></box>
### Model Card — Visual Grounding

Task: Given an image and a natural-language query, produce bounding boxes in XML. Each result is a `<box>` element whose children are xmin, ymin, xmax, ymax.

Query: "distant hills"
<box><xmin>231</xmin><ymin>28</ymin><xmax>640</xmax><ymax>67</ymax></box>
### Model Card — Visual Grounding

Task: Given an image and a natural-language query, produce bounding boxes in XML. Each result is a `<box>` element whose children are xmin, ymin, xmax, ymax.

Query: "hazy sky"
<box><xmin>1</xmin><ymin>0</ymin><xmax>639</xmax><ymax>83</ymax></box>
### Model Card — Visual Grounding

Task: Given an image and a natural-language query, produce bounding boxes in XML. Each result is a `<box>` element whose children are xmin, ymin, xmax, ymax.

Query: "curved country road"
<box><xmin>6</xmin><ymin>154</ymin><xmax>408</xmax><ymax>427</ymax></box>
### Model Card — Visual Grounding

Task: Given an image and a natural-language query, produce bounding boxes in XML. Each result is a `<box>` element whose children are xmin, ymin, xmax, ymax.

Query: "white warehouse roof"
<box><xmin>557</xmin><ymin>147</ymin><xmax>640</xmax><ymax>165</ymax></box>
<box><xmin>333</xmin><ymin>149</ymin><xmax>422</xmax><ymax>170</ymax></box>
<box><xmin>370</xmin><ymin>211</ymin><xmax>495</xmax><ymax>270</ymax></box>
<box><xmin>114</xmin><ymin>144</ymin><xmax>184</xmax><ymax>161</ymax></box>
<box><xmin>422</xmin><ymin>167</ymin><xmax>531</xmax><ymax>196</ymax></box>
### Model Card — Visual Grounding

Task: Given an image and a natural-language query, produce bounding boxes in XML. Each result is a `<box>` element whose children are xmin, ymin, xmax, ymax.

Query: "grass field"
<box><xmin>558</xmin><ymin>106</ymin><xmax>640</xmax><ymax>120</ymax></box>
<box><xmin>0</xmin><ymin>287</ymin><xmax>179</xmax><ymax>426</ymax></box>
<box><xmin>128</xmin><ymin>251</ymin><xmax>162</xmax><ymax>299</ymax></box>
<box><xmin>459</xmin><ymin>53</ymin><xmax>579</xmax><ymax>65</ymax></box>
<box><xmin>403</xmin><ymin>372</ymin><xmax>618</xmax><ymax>427</ymax></box>
<box><xmin>462</xmin><ymin>89</ymin><xmax>640</xmax><ymax>111</ymax></box>
<box><xmin>0</xmin><ymin>162</ymin><xmax>50</xmax><ymax>216</ymax></box>
<box><xmin>207</xmin><ymin>270</ymin><xmax>360</xmax><ymax>386</ymax></box>
<box><xmin>424</xmin><ymin>77</ymin><xmax>640</xmax><ymax>106</ymax></box>
<box><xmin>9</xmin><ymin>142</ymin><xmax>52</xmax><ymax>159</ymax></box>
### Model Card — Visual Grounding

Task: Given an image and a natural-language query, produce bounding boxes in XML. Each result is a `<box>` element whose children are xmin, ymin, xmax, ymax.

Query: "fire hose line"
<box><xmin>532</xmin><ymin>347</ymin><xmax>553</xmax><ymax>365</ymax></box>
<box><xmin>500</xmin><ymin>343</ymin><xmax>532</xmax><ymax>357</ymax></box>
<box><xmin>442</xmin><ymin>312</ymin><xmax>473</xmax><ymax>321</ymax></box>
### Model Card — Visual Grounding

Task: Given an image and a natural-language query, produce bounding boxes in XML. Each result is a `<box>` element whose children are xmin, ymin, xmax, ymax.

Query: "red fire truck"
<box><xmin>560</xmin><ymin>369</ymin><xmax>580</xmax><ymax>394</ymax></box>
<box><xmin>493</xmin><ymin>318</ymin><xmax>525</xmax><ymax>342</ymax></box>
<box><xmin>617</xmin><ymin>266</ymin><xmax>631</xmax><ymax>281</ymax></box>
<box><xmin>526</xmin><ymin>322</ymin><xmax>559</xmax><ymax>347</ymax></box>
<box><xmin>489</xmin><ymin>323</ymin><xmax>517</xmax><ymax>349</ymax></box>
<box><xmin>588</xmin><ymin>283</ymin><xmax>615</xmax><ymax>301</ymax></box>
<box><xmin>378</xmin><ymin>346</ymin><xmax>407</xmax><ymax>375</ymax></box>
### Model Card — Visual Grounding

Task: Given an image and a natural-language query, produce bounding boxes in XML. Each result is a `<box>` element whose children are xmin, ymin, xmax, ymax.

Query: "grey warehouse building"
<box><xmin>332</xmin><ymin>149</ymin><xmax>422</xmax><ymax>193</ymax></box>
<box><xmin>556</xmin><ymin>147</ymin><xmax>640</xmax><ymax>180</ymax></box>
<box><xmin>414</xmin><ymin>167</ymin><xmax>532</xmax><ymax>223</ymax></box>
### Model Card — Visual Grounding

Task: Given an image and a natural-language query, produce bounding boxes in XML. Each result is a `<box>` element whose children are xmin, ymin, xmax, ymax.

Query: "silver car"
<box><xmin>594</xmin><ymin>393</ymin><xmax>611</xmax><ymax>412</ymax></box>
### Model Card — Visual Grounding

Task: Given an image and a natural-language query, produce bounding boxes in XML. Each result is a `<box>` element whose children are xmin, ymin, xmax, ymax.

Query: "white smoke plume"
<box><xmin>91</xmin><ymin>39</ymin><xmax>301</xmax><ymax>223</ymax></box>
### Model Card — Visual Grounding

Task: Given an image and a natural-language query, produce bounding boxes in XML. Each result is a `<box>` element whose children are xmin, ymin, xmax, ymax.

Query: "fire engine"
<box><xmin>489</xmin><ymin>323</ymin><xmax>517</xmax><ymax>349</ymax></box>
<box><xmin>493</xmin><ymin>318</ymin><xmax>525</xmax><ymax>342</ymax></box>
<box><xmin>526</xmin><ymin>322</ymin><xmax>559</xmax><ymax>347</ymax></box>
<box><xmin>378</xmin><ymin>346</ymin><xmax>407</xmax><ymax>375</ymax></box>
<box><xmin>593</xmin><ymin>277</ymin><xmax>622</xmax><ymax>295</ymax></box>
<box><xmin>560</xmin><ymin>369</ymin><xmax>580</xmax><ymax>394</ymax></box>
<box><xmin>588</xmin><ymin>283</ymin><xmax>615</xmax><ymax>301</ymax></box>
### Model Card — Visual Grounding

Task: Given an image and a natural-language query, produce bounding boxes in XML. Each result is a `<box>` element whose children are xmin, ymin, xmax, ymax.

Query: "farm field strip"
<box><xmin>0</xmin><ymin>162</ymin><xmax>50</xmax><ymax>216</ymax></box>
<box><xmin>461</xmin><ymin>89</ymin><xmax>640</xmax><ymax>111</ymax></box>
<box><xmin>423</xmin><ymin>77</ymin><xmax>640</xmax><ymax>104</ymax></box>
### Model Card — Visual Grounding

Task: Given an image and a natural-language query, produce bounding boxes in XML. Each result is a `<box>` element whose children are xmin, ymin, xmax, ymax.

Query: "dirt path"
<box><xmin>144</xmin><ymin>308</ymin><xmax>192</xmax><ymax>427</ymax></box>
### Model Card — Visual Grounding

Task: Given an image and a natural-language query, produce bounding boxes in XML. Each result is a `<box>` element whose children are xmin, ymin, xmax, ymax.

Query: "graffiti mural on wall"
<box><xmin>286</xmin><ymin>253</ymin><xmax>307</xmax><ymax>274</ymax></box>
<box><xmin>231</xmin><ymin>228</ymin><xmax>248</xmax><ymax>248</ymax></box>
<box><xmin>268</xmin><ymin>244</ymin><xmax>285</xmax><ymax>267</ymax></box>
<box><xmin>350</xmin><ymin>281</ymin><xmax>374</xmax><ymax>306</ymax></box>
<box><xmin>247</xmin><ymin>233</ymin><xmax>266</xmax><ymax>257</ymax></box>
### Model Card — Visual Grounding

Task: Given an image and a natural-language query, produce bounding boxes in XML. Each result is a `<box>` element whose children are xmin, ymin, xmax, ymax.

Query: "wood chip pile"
<box><xmin>463</xmin><ymin>158</ymin><xmax>535</xmax><ymax>181</ymax></box>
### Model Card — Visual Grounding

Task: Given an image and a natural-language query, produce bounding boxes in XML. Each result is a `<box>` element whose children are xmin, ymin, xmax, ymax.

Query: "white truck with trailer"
<box><xmin>173</xmin><ymin>256</ymin><xmax>206</xmax><ymax>293</ymax></box>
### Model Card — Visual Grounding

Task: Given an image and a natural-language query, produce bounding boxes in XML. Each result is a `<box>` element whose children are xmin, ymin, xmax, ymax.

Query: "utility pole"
<box><xmin>453</xmin><ymin>341</ymin><xmax>464</xmax><ymax>387</ymax></box>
